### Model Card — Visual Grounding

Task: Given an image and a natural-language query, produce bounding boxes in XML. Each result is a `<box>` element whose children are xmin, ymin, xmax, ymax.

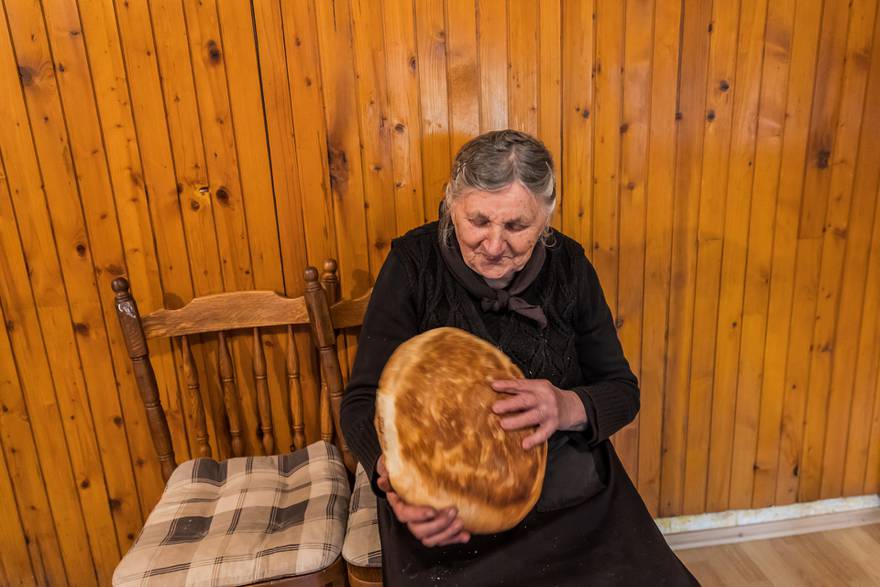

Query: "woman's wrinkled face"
<box><xmin>450</xmin><ymin>182</ymin><xmax>548</xmax><ymax>281</ymax></box>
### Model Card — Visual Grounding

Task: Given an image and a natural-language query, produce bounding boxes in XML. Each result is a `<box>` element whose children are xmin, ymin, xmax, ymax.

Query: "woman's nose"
<box><xmin>482</xmin><ymin>230</ymin><xmax>505</xmax><ymax>256</ymax></box>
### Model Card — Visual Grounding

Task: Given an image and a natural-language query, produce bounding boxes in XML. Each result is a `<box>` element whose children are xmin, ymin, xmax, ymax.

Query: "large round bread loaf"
<box><xmin>375</xmin><ymin>327</ymin><xmax>547</xmax><ymax>534</ymax></box>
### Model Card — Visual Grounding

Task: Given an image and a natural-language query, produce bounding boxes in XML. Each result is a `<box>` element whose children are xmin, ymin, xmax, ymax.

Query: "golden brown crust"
<box><xmin>375</xmin><ymin>327</ymin><xmax>547</xmax><ymax>534</ymax></box>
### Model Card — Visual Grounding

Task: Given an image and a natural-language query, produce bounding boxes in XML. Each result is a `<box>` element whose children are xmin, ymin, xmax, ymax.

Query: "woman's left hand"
<box><xmin>490</xmin><ymin>379</ymin><xmax>587</xmax><ymax>449</ymax></box>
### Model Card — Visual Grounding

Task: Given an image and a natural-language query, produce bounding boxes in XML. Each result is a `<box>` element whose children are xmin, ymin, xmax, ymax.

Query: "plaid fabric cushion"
<box><xmin>341</xmin><ymin>463</ymin><xmax>382</xmax><ymax>568</ymax></box>
<box><xmin>113</xmin><ymin>441</ymin><xmax>349</xmax><ymax>587</ymax></box>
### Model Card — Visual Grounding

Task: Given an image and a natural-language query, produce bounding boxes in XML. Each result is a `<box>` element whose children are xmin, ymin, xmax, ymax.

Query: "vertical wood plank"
<box><xmin>350</xmin><ymin>0</ymin><xmax>397</xmax><ymax>272</ymax></box>
<box><xmin>0</xmin><ymin>218</ymin><xmax>60</xmax><ymax>584</ymax></box>
<box><xmin>415</xmin><ymin>0</ymin><xmax>451</xmax><ymax>217</ymax></box>
<box><xmin>3</xmin><ymin>1</ymin><xmax>126</xmax><ymax>579</ymax></box>
<box><xmin>0</xmin><ymin>35</ymin><xmax>97</xmax><ymax>587</ymax></box>
<box><xmin>864</xmin><ymin>305</ymin><xmax>880</xmax><ymax>493</ymax></box>
<box><xmin>637</xmin><ymin>0</ymin><xmax>681</xmax><ymax>516</ymax></box>
<box><xmin>823</xmin><ymin>1</ymin><xmax>880</xmax><ymax>498</ymax></box>
<box><xmin>384</xmin><ymin>0</ymin><xmax>427</xmax><ymax>233</ymax></box>
<box><xmin>314</xmin><ymin>0</ymin><xmax>372</xmax><ymax>298</ymax></box>
<box><xmin>659</xmin><ymin>0</ymin><xmax>712</xmax><ymax>517</ymax></box>
<box><xmin>782</xmin><ymin>0</ymin><xmax>854</xmax><ymax>503</ymax></box>
<box><xmin>76</xmin><ymin>0</ymin><xmax>171</xmax><ymax>515</ymax></box>
<box><xmin>253</xmin><ymin>0</ymin><xmax>324</xmax><ymax>445</ymax></box>
<box><xmin>446</xmin><ymin>0</ymin><xmax>480</xmax><ymax>155</ymax></box>
<box><xmin>507</xmin><ymin>0</ymin><xmax>538</xmax><ymax>136</ymax></box>
<box><xmin>682</xmin><ymin>0</ymin><xmax>742</xmax><ymax>514</ymax></box>
<box><xmin>276</xmin><ymin>0</ymin><xmax>338</xmax><ymax>268</ymax></box>
<box><xmin>842</xmin><ymin>127</ymin><xmax>880</xmax><ymax>495</ymax></box>
<box><xmin>753</xmin><ymin>0</ymin><xmax>825</xmax><ymax>508</ymax></box>
<box><xmin>149</xmin><ymin>0</ymin><xmax>228</xmax><ymax>459</ymax></box>
<box><xmin>616</xmin><ymin>0</ymin><xmax>655</xmax><ymax>486</ymax></box>
<box><xmin>560</xmin><ymin>0</ymin><xmax>594</xmax><ymax>248</ymax></box>
<box><xmin>113</xmin><ymin>0</ymin><xmax>195</xmax><ymax>466</ymax></box>
<box><xmin>804</xmin><ymin>0</ymin><xmax>877</xmax><ymax>502</ymax></box>
<box><xmin>41</xmin><ymin>0</ymin><xmax>151</xmax><ymax>549</ymax></box>
<box><xmin>538</xmin><ymin>0</ymin><xmax>562</xmax><ymax>228</ymax></box>
<box><xmin>0</xmin><ymin>416</ymin><xmax>36</xmax><ymax>585</ymax></box>
<box><xmin>741</xmin><ymin>0</ymin><xmax>796</xmax><ymax>510</ymax></box>
<box><xmin>477</xmin><ymin>0</ymin><xmax>508</xmax><ymax>133</ymax></box>
<box><xmin>217</xmin><ymin>0</ymin><xmax>293</xmax><ymax>455</ymax></box>
<box><xmin>709</xmin><ymin>0</ymin><xmax>768</xmax><ymax>512</ymax></box>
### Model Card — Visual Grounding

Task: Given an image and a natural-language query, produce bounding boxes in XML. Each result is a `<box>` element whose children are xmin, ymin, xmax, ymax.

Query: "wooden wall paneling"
<box><xmin>414</xmin><ymin>0</ymin><xmax>451</xmax><ymax>218</ymax></box>
<box><xmin>615</xmin><ymin>0</ymin><xmax>655</xmax><ymax>488</ymax></box>
<box><xmin>756</xmin><ymin>0</ymin><xmax>824</xmax><ymax>508</ymax></box>
<box><xmin>744</xmin><ymin>0</ymin><xmax>796</xmax><ymax>510</ymax></box>
<box><xmin>216</xmin><ymin>0</ymin><xmax>278</xmax><ymax>454</ymax></box>
<box><xmin>76</xmin><ymin>0</ymin><xmax>170</xmax><ymax>514</ymax></box>
<box><xmin>507</xmin><ymin>0</ymin><xmax>538</xmax><ymax>136</ymax></box>
<box><xmin>41</xmin><ymin>0</ymin><xmax>151</xmax><ymax>550</ymax></box>
<box><xmin>798</xmin><ymin>0</ymin><xmax>866</xmax><ymax>504</ymax></box>
<box><xmin>820</xmin><ymin>4</ymin><xmax>880</xmax><ymax>497</ymax></box>
<box><xmin>814</xmin><ymin>0</ymin><xmax>878</xmax><ymax>500</ymax></box>
<box><xmin>113</xmin><ymin>0</ymin><xmax>195</xmax><ymax>467</ymax></box>
<box><xmin>3</xmin><ymin>1</ymin><xmax>126</xmax><ymax>580</ymax></box>
<box><xmin>0</xmin><ymin>21</ymin><xmax>97</xmax><ymax>587</ymax></box>
<box><xmin>446</xmin><ymin>0</ymin><xmax>480</xmax><ymax>157</ymax></box>
<box><xmin>476</xmin><ymin>0</ymin><xmax>507</xmax><ymax>134</ymax></box>
<box><xmin>184</xmin><ymin>0</ymin><xmax>266</xmax><ymax>458</ymax></box>
<box><xmin>284</xmin><ymin>0</ymin><xmax>335</xmax><ymax>441</ymax></box>
<box><xmin>251</xmin><ymin>0</ymin><xmax>322</xmax><ymax>445</ymax></box>
<box><xmin>538</xmin><ymin>0</ymin><xmax>562</xmax><ymax>229</ymax></box>
<box><xmin>217</xmin><ymin>0</ymin><xmax>297</xmax><ymax>455</ymax></box>
<box><xmin>383</xmin><ymin>0</ymin><xmax>427</xmax><ymax>234</ymax></box>
<box><xmin>593</xmin><ymin>0</ymin><xmax>628</xmax><ymax>473</ymax></box>
<box><xmin>0</xmin><ymin>178</ymin><xmax>60</xmax><ymax>584</ymax></box>
<box><xmin>341</xmin><ymin>0</ymin><xmax>398</xmax><ymax>436</ymax></box>
<box><xmin>637</xmin><ymin>0</ymin><xmax>681</xmax><ymax>517</ymax></box>
<box><xmin>865</xmin><ymin>297</ymin><xmax>880</xmax><ymax>492</ymax></box>
<box><xmin>281</xmin><ymin>0</ymin><xmax>342</xmax><ymax>443</ymax></box>
<box><xmin>0</xmin><ymin>420</ymin><xmax>34</xmax><ymax>586</ymax></box>
<box><xmin>842</xmin><ymin>68</ymin><xmax>880</xmax><ymax>493</ymax></box>
<box><xmin>659</xmin><ymin>0</ymin><xmax>712</xmax><ymax>517</ymax></box>
<box><xmin>149</xmin><ymin>0</ymin><xmax>231</xmax><ymax>459</ymax></box>
<box><xmin>710</xmin><ymin>0</ymin><xmax>768</xmax><ymax>512</ymax></box>
<box><xmin>350</xmin><ymin>0</ymin><xmax>397</xmax><ymax>274</ymax></box>
<box><xmin>276</xmin><ymin>0</ymin><xmax>338</xmax><ymax>268</ymax></box>
<box><xmin>682</xmin><ymin>0</ymin><xmax>741</xmax><ymax>515</ymax></box>
<box><xmin>777</xmin><ymin>235</ymin><xmax>824</xmax><ymax>504</ymax></box>
<box><xmin>560</xmin><ymin>0</ymin><xmax>593</xmax><ymax>251</ymax></box>
<box><xmin>314</xmin><ymin>0</ymin><xmax>372</xmax><ymax>416</ymax></box>
<box><xmin>314</xmin><ymin>0</ymin><xmax>373</xmax><ymax>298</ymax></box>
<box><xmin>798</xmin><ymin>1</ymin><xmax>853</xmax><ymax>241</ymax></box>
<box><xmin>148</xmin><ymin>0</ymin><xmax>223</xmax><ymax>296</ymax></box>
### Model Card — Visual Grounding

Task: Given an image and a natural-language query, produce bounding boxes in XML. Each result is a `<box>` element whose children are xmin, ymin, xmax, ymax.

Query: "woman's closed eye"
<box><xmin>504</xmin><ymin>222</ymin><xmax>529</xmax><ymax>232</ymax></box>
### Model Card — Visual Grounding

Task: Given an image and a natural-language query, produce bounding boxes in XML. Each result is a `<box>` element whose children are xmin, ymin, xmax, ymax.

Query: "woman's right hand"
<box><xmin>376</xmin><ymin>454</ymin><xmax>471</xmax><ymax>547</ymax></box>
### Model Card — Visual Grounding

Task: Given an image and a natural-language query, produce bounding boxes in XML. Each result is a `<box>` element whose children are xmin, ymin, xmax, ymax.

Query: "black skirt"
<box><xmin>377</xmin><ymin>442</ymin><xmax>701</xmax><ymax>586</ymax></box>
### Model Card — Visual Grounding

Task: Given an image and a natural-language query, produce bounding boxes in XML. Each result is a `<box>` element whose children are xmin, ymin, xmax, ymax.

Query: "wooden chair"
<box><xmin>110</xmin><ymin>261</ymin><xmax>379</xmax><ymax>586</ymax></box>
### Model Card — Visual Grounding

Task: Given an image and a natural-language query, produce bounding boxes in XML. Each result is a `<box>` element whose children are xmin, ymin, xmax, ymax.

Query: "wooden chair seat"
<box><xmin>342</xmin><ymin>464</ymin><xmax>383</xmax><ymax>570</ymax></box>
<box><xmin>113</xmin><ymin>442</ymin><xmax>349</xmax><ymax>586</ymax></box>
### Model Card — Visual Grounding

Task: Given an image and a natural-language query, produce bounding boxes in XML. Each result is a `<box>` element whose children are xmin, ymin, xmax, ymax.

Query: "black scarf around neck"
<box><xmin>440</xmin><ymin>235</ymin><xmax>548</xmax><ymax>329</ymax></box>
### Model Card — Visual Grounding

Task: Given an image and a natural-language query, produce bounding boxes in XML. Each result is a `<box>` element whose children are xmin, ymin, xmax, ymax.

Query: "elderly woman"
<box><xmin>341</xmin><ymin>130</ymin><xmax>699</xmax><ymax>586</ymax></box>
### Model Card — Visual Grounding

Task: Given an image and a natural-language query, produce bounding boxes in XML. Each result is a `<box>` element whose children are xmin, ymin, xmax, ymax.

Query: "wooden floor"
<box><xmin>677</xmin><ymin>524</ymin><xmax>880</xmax><ymax>586</ymax></box>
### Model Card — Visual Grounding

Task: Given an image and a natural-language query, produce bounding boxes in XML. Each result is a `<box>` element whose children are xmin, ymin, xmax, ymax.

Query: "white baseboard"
<box><xmin>657</xmin><ymin>495</ymin><xmax>880</xmax><ymax>551</ymax></box>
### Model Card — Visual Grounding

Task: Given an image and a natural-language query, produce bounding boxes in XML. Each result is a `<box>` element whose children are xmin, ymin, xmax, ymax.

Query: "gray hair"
<box><xmin>439</xmin><ymin>130</ymin><xmax>556</xmax><ymax>247</ymax></box>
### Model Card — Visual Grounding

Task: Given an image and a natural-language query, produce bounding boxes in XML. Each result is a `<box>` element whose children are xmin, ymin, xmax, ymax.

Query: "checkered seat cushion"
<box><xmin>341</xmin><ymin>463</ymin><xmax>382</xmax><ymax>568</ymax></box>
<box><xmin>113</xmin><ymin>441</ymin><xmax>349</xmax><ymax>587</ymax></box>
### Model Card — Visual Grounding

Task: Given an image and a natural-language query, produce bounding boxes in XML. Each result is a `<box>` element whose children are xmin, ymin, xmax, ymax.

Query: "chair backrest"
<box><xmin>112</xmin><ymin>260</ymin><xmax>369</xmax><ymax>481</ymax></box>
